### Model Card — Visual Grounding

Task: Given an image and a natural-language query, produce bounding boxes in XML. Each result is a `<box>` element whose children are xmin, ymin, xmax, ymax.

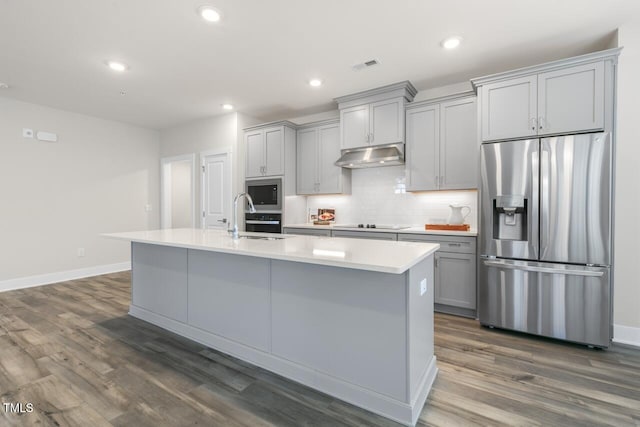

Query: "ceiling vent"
<box><xmin>352</xmin><ymin>59</ymin><xmax>380</xmax><ymax>71</ymax></box>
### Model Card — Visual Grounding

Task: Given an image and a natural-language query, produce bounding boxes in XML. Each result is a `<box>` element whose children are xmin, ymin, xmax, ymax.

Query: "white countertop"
<box><xmin>284</xmin><ymin>223</ymin><xmax>478</xmax><ymax>237</ymax></box>
<box><xmin>104</xmin><ymin>228</ymin><xmax>439</xmax><ymax>274</ymax></box>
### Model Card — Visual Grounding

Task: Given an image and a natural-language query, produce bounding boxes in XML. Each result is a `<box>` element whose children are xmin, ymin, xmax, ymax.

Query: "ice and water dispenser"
<box><xmin>492</xmin><ymin>195</ymin><xmax>527</xmax><ymax>241</ymax></box>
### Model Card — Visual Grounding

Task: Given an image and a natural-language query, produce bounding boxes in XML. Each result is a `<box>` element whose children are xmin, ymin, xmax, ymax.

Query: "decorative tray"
<box><xmin>425</xmin><ymin>224</ymin><xmax>470</xmax><ymax>231</ymax></box>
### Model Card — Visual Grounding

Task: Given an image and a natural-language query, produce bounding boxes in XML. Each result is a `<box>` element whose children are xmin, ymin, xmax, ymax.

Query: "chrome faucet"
<box><xmin>231</xmin><ymin>192</ymin><xmax>256</xmax><ymax>239</ymax></box>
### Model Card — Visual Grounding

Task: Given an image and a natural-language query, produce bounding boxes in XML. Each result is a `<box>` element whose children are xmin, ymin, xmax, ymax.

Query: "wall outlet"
<box><xmin>420</xmin><ymin>278</ymin><xmax>427</xmax><ymax>296</ymax></box>
<box><xmin>77</xmin><ymin>248</ymin><xmax>85</xmax><ymax>258</ymax></box>
<box><xmin>22</xmin><ymin>128</ymin><xmax>34</xmax><ymax>138</ymax></box>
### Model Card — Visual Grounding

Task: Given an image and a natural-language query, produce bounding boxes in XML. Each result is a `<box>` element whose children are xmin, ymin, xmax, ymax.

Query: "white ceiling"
<box><xmin>1</xmin><ymin>0</ymin><xmax>639</xmax><ymax>129</ymax></box>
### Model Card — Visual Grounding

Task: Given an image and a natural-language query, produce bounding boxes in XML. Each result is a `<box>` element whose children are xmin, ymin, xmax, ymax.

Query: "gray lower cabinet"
<box><xmin>283</xmin><ymin>227</ymin><xmax>332</xmax><ymax>237</ymax></box>
<box><xmin>398</xmin><ymin>234</ymin><xmax>477</xmax><ymax>318</ymax></box>
<box><xmin>331</xmin><ymin>230</ymin><xmax>398</xmax><ymax>241</ymax></box>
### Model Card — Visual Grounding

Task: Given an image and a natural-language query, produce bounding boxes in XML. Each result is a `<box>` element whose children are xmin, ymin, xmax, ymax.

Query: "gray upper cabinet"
<box><xmin>406</xmin><ymin>94</ymin><xmax>478</xmax><ymax>191</ymax></box>
<box><xmin>481</xmin><ymin>75</ymin><xmax>537</xmax><ymax>141</ymax></box>
<box><xmin>245</xmin><ymin>130</ymin><xmax>266</xmax><ymax>178</ymax></box>
<box><xmin>318</xmin><ymin>124</ymin><xmax>346</xmax><ymax>193</ymax></box>
<box><xmin>537</xmin><ymin>61</ymin><xmax>604</xmax><ymax>135</ymax></box>
<box><xmin>336</xmin><ymin>81</ymin><xmax>417</xmax><ymax>150</ymax></box>
<box><xmin>340</xmin><ymin>98</ymin><xmax>404</xmax><ymax>149</ymax></box>
<box><xmin>244</xmin><ymin>122</ymin><xmax>297</xmax><ymax>194</ymax></box>
<box><xmin>296</xmin><ymin>121</ymin><xmax>350</xmax><ymax>195</ymax></box>
<box><xmin>296</xmin><ymin>128</ymin><xmax>317</xmax><ymax>194</ymax></box>
<box><xmin>406</xmin><ymin>104</ymin><xmax>440</xmax><ymax>191</ymax></box>
<box><xmin>440</xmin><ymin>96</ymin><xmax>479</xmax><ymax>190</ymax></box>
<box><xmin>340</xmin><ymin>105</ymin><xmax>369</xmax><ymax>149</ymax></box>
<box><xmin>245</xmin><ymin>126</ymin><xmax>285</xmax><ymax>178</ymax></box>
<box><xmin>264</xmin><ymin>127</ymin><xmax>285</xmax><ymax>176</ymax></box>
<box><xmin>474</xmin><ymin>51</ymin><xmax>617</xmax><ymax>142</ymax></box>
<box><xmin>369</xmin><ymin>98</ymin><xmax>404</xmax><ymax>146</ymax></box>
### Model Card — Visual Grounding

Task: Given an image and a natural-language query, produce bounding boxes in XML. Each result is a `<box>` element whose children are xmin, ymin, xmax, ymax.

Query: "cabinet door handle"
<box><xmin>370</xmin><ymin>133</ymin><xmax>374</xmax><ymax>143</ymax></box>
<box><xmin>539</xmin><ymin>117</ymin><xmax>544</xmax><ymax>130</ymax></box>
<box><xmin>530</xmin><ymin>117</ymin><xmax>537</xmax><ymax>131</ymax></box>
<box><xmin>435</xmin><ymin>175</ymin><xmax>439</xmax><ymax>186</ymax></box>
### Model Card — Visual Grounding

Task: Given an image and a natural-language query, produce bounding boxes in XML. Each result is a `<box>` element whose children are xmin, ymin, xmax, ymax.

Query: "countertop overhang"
<box><xmin>104</xmin><ymin>228</ymin><xmax>439</xmax><ymax>274</ymax></box>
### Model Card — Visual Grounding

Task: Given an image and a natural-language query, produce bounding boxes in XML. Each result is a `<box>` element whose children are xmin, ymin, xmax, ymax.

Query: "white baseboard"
<box><xmin>0</xmin><ymin>262</ymin><xmax>131</xmax><ymax>292</ymax></box>
<box><xmin>613</xmin><ymin>324</ymin><xmax>640</xmax><ymax>348</ymax></box>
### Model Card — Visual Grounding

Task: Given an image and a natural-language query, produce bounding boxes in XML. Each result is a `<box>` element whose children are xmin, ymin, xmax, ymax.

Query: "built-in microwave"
<box><xmin>245</xmin><ymin>177</ymin><xmax>282</xmax><ymax>212</ymax></box>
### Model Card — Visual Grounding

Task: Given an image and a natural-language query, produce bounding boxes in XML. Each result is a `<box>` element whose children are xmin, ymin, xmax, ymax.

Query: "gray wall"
<box><xmin>0</xmin><ymin>97</ymin><xmax>160</xmax><ymax>281</ymax></box>
<box><xmin>159</xmin><ymin>112</ymin><xmax>260</xmax><ymax>227</ymax></box>
<box><xmin>614</xmin><ymin>21</ymin><xmax>640</xmax><ymax>331</ymax></box>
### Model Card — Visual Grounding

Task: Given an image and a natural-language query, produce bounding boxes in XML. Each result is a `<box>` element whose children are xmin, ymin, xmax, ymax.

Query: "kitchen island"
<box><xmin>104</xmin><ymin>228</ymin><xmax>439</xmax><ymax>426</ymax></box>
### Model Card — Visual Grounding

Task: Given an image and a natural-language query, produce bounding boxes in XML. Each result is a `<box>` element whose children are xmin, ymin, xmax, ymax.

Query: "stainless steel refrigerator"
<box><xmin>479</xmin><ymin>132</ymin><xmax>612</xmax><ymax>348</ymax></box>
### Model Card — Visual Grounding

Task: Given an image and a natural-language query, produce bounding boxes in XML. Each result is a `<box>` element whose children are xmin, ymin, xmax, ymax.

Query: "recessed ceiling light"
<box><xmin>0</xmin><ymin>82</ymin><xmax>9</xmax><ymax>89</ymax></box>
<box><xmin>441</xmin><ymin>36</ymin><xmax>462</xmax><ymax>50</ymax></box>
<box><xmin>309</xmin><ymin>79</ymin><xmax>322</xmax><ymax>87</ymax></box>
<box><xmin>222</xmin><ymin>104</ymin><xmax>234</xmax><ymax>110</ymax></box>
<box><xmin>107</xmin><ymin>61</ymin><xmax>128</xmax><ymax>72</ymax></box>
<box><xmin>199</xmin><ymin>6</ymin><xmax>222</xmax><ymax>22</ymax></box>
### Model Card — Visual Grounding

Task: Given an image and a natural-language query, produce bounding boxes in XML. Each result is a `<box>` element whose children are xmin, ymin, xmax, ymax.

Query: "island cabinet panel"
<box><xmin>407</xmin><ymin>256</ymin><xmax>435</xmax><ymax>400</ymax></box>
<box><xmin>131</xmin><ymin>243</ymin><xmax>188</xmax><ymax>323</ymax></box>
<box><xmin>187</xmin><ymin>250</ymin><xmax>271</xmax><ymax>352</ymax></box>
<box><xmin>270</xmin><ymin>260</ymin><xmax>408</xmax><ymax>401</ymax></box>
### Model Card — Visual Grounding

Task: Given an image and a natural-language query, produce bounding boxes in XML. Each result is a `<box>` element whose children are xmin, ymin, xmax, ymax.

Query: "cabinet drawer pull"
<box><xmin>448</xmin><ymin>243</ymin><xmax>462</xmax><ymax>247</ymax></box>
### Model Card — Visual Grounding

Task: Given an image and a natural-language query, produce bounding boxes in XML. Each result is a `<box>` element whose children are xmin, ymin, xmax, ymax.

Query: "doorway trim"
<box><xmin>160</xmin><ymin>153</ymin><xmax>197</xmax><ymax>229</ymax></box>
<box><xmin>200</xmin><ymin>148</ymin><xmax>234</xmax><ymax>229</ymax></box>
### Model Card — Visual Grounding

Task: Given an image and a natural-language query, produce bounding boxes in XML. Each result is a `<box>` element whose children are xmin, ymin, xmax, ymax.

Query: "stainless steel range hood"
<box><xmin>335</xmin><ymin>143</ymin><xmax>404</xmax><ymax>168</ymax></box>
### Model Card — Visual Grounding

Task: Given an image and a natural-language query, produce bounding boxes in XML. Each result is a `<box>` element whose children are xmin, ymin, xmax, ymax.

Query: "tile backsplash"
<box><xmin>304</xmin><ymin>166</ymin><xmax>478</xmax><ymax>229</ymax></box>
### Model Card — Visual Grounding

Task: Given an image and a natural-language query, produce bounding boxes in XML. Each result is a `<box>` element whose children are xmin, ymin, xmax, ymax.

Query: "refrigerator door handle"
<box><xmin>483</xmin><ymin>259</ymin><xmax>604</xmax><ymax>277</ymax></box>
<box><xmin>530</xmin><ymin>146</ymin><xmax>540</xmax><ymax>259</ymax></box>
<box><xmin>540</xmin><ymin>140</ymin><xmax>551</xmax><ymax>259</ymax></box>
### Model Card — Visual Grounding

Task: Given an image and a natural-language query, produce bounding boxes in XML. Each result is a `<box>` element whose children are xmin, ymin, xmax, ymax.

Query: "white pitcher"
<box><xmin>448</xmin><ymin>204</ymin><xmax>471</xmax><ymax>225</ymax></box>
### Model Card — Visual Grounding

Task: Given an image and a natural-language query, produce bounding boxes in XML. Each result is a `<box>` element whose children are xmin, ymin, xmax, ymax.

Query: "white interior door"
<box><xmin>160</xmin><ymin>154</ymin><xmax>196</xmax><ymax>229</ymax></box>
<box><xmin>202</xmin><ymin>151</ymin><xmax>232</xmax><ymax>229</ymax></box>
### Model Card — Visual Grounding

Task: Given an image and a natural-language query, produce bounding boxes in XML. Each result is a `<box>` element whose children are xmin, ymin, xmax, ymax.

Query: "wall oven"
<box><xmin>245</xmin><ymin>213</ymin><xmax>282</xmax><ymax>234</ymax></box>
<box><xmin>246</xmin><ymin>178</ymin><xmax>282</xmax><ymax>212</ymax></box>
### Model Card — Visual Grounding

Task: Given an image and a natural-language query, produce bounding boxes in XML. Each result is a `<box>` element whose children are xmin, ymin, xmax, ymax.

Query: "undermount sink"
<box><xmin>236</xmin><ymin>235</ymin><xmax>286</xmax><ymax>241</ymax></box>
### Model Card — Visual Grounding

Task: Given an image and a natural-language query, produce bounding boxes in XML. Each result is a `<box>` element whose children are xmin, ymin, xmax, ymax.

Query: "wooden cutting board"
<box><xmin>425</xmin><ymin>224</ymin><xmax>470</xmax><ymax>231</ymax></box>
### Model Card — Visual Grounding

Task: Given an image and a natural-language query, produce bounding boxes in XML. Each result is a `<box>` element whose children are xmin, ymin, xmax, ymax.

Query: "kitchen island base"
<box><xmin>129</xmin><ymin>242</ymin><xmax>437</xmax><ymax>426</ymax></box>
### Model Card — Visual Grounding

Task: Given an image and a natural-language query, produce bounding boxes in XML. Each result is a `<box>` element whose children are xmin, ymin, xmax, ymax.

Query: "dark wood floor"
<box><xmin>1</xmin><ymin>272</ymin><xmax>639</xmax><ymax>426</ymax></box>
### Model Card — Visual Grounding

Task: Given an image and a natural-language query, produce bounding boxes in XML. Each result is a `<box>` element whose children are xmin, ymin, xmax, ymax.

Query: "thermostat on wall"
<box><xmin>36</xmin><ymin>131</ymin><xmax>58</xmax><ymax>142</ymax></box>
